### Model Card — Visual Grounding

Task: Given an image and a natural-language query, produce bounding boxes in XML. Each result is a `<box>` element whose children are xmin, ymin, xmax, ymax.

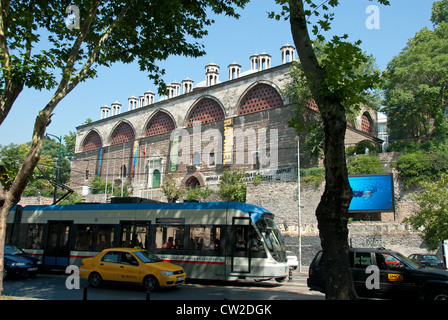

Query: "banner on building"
<box><xmin>170</xmin><ymin>130</ymin><xmax>181</xmax><ymax>172</ymax></box>
<box><xmin>97</xmin><ymin>148</ymin><xmax>103</xmax><ymax>176</ymax></box>
<box><xmin>223</xmin><ymin>118</ymin><xmax>233</xmax><ymax>165</ymax></box>
<box><xmin>130</xmin><ymin>140</ymin><xmax>139</xmax><ymax>178</ymax></box>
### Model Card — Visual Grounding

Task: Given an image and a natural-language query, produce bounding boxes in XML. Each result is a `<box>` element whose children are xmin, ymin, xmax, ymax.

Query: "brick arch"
<box><xmin>238</xmin><ymin>83</ymin><xmax>283</xmax><ymax>116</ymax></box>
<box><xmin>181</xmin><ymin>171</ymin><xmax>206</xmax><ymax>187</ymax></box>
<box><xmin>361</xmin><ymin>112</ymin><xmax>373</xmax><ymax>134</ymax></box>
<box><xmin>82</xmin><ymin>130</ymin><xmax>102</xmax><ymax>152</ymax></box>
<box><xmin>186</xmin><ymin>98</ymin><xmax>225</xmax><ymax>127</ymax></box>
<box><xmin>145</xmin><ymin>111</ymin><xmax>175</xmax><ymax>137</ymax></box>
<box><xmin>110</xmin><ymin>122</ymin><xmax>135</xmax><ymax>145</ymax></box>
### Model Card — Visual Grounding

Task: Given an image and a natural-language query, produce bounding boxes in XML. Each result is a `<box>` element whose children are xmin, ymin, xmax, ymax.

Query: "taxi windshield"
<box><xmin>134</xmin><ymin>251</ymin><xmax>163</xmax><ymax>263</ymax></box>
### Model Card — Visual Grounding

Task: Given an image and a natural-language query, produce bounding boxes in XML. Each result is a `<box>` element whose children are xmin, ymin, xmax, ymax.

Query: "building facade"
<box><xmin>70</xmin><ymin>44</ymin><xmax>379</xmax><ymax>199</ymax></box>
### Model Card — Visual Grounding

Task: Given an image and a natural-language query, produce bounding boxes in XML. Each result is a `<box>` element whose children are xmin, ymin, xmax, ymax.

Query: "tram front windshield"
<box><xmin>256</xmin><ymin>214</ymin><xmax>286</xmax><ymax>262</ymax></box>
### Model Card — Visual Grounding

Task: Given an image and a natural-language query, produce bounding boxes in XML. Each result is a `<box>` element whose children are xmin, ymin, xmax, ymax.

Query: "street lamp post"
<box><xmin>297</xmin><ymin>139</ymin><xmax>302</xmax><ymax>273</ymax></box>
<box><xmin>295</xmin><ymin>136</ymin><xmax>302</xmax><ymax>273</ymax></box>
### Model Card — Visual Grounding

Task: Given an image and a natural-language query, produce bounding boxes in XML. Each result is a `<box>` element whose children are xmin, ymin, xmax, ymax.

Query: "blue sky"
<box><xmin>0</xmin><ymin>0</ymin><xmax>435</xmax><ymax>146</ymax></box>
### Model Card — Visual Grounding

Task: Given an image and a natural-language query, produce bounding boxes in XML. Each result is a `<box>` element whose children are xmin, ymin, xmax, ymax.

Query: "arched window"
<box><xmin>120</xmin><ymin>165</ymin><xmax>127</xmax><ymax>178</ymax></box>
<box><xmin>146</xmin><ymin>112</ymin><xmax>175</xmax><ymax>137</ymax></box>
<box><xmin>82</xmin><ymin>131</ymin><xmax>102</xmax><ymax>152</ymax></box>
<box><xmin>192</xmin><ymin>152</ymin><xmax>201</xmax><ymax>166</ymax></box>
<box><xmin>185</xmin><ymin>176</ymin><xmax>200</xmax><ymax>188</ymax></box>
<box><xmin>361</xmin><ymin>112</ymin><xmax>373</xmax><ymax>134</ymax></box>
<box><xmin>186</xmin><ymin>98</ymin><xmax>224</xmax><ymax>127</ymax></box>
<box><xmin>238</xmin><ymin>84</ymin><xmax>283</xmax><ymax>116</ymax></box>
<box><xmin>111</xmin><ymin>122</ymin><xmax>135</xmax><ymax>145</ymax></box>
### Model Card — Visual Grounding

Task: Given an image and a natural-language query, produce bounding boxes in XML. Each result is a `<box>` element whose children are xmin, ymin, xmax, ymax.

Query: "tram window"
<box><xmin>25</xmin><ymin>224</ymin><xmax>44</xmax><ymax>249</ymax></box>
<box><xmin>189</xmin><ymin>226</ymin><xmax>221</xmax><ymax>251</ymax></box>
<box><xmin>96</xmin><ymin>225</ymin><xmax>115</xmax><ymax>251</ymax></box>
<box><xmin>235</xmin><ymin>226</ymin><xmax>247</xmax><ymax>251</ymax></box>
<box><xmin>121</xmin><ymin>224</ymin><xmax>148</xmax><ymax>249</ymax></box>
<box><xmin>155</xmin><ymin>225</ymin><xmax>185</xmax><ymax>250</ymax></box>
<box><xmin>121</xmin><ymin>224</ymin><xmax>134</xmax><ymax>247</ymax></box>
<box><xmin>75</xmin><ymin>225</ymin><xmax>94</xmax><ymax>251</ymax></box>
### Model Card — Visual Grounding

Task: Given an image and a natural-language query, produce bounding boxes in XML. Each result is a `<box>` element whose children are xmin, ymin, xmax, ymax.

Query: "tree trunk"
<box><xmin>0</xmin><ymin>108</ymin><xmax>49</xmax><ymax>295</ymax></box>
<box><xmin>289</xmin><ymin>0</ymin><xmax>357</xmax><ymax>300</ymax></box>
<box><xmin>316</xmin><ymin>103</ymin><xmax>357</xmax><ymax>300</ymax></box>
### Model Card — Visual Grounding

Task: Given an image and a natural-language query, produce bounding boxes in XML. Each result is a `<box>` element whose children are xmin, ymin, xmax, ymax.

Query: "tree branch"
<box><xmin>66</xmin><ymin>1</ymin><xmax>133</xmax><ymax>94</ymax></box>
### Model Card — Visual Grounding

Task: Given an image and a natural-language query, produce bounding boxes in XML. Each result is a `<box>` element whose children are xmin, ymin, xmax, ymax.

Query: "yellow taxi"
<box><xmin>79</xmin><ymin>247</ymin><xmax>186</xmax><ymax>291</ymax></box>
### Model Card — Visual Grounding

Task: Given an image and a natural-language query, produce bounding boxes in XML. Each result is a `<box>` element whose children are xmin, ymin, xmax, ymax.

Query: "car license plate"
<box><xmin>28</xmin><ymin>267</ymin><xmax>38</xmax><ymax>272</ymax></box>
<box><xmin>176</xmin><ymin>277</ymin><xmax>184</xmax><ymax>283</ymax></box>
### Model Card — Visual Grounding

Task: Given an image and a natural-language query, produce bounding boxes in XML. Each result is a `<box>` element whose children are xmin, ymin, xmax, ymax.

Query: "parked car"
<box><xmin>3</xmin><ymin>244</ymin><xmax>42</xmax><ymax>280</ymax></box>
<box><xmin>80</xmin><ymin>247</ymin><xmax>186</xmax><ymax>291</ymax></box>
<box><xmin>286</xmin><ymin>251</ymin><xmax>298</xmax><ymax>270</ymax></box>
<box><xmin>308</xmin><ymin>247</ymin><xmax>448</xmax><ymax>300</ymax></box>
<box><xmin>408</xmin><ymin>253</ymin><xmax>445</xmax><ymax>269</ymax></box>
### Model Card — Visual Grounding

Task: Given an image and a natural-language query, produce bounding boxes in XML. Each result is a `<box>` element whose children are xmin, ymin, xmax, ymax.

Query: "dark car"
<box><xmin>308</xmin><ymin>247</ymin><xmax>448</xmax><ymax>300</ymax></box>
<box><xmin>408</xmin><ymin>253</ymin><xmax>445</xmax><ymax>269</ymax></box>
<box><xmin>3</xmin><ymin>244</ymin><xmax>42</xmax><ymax>280</ymax></box>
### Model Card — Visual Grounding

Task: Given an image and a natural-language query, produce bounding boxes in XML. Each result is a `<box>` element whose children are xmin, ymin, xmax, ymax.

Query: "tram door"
<box><xmin>44</xmin><ymin>221</ymin><xmax>72</xmax><ymax>268</ymax></box>
<box><xmin>120</xmin><ymin>221</ymin><xmax>150</xmax><ymax>249</ymax></box>
<box><xmin>231</xmin><ymin>217</ymin><xmax>251</xmax><ymax>273</ymax></box>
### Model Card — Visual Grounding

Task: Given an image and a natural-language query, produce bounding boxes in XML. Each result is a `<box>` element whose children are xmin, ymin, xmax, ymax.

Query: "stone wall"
<box><xmin>246</xmin><ymin>154</ymin><xmax>432</xmax><ymax>264</ymax></box>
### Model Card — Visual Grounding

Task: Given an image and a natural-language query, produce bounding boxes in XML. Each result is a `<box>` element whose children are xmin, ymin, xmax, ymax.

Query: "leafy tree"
<box><xmin>89</xmin><ymin>175</ymin><xmax>132</xmax><ymax>197</ymax></box>
<box><xmin>346</xmin><ymin>139</ymin><xmax>379</xmax><ymax>156</ymax></box>
<box><xmin>0</xmin><ymin>0</ymin><xmax>249</xmax><ymax>296</ymax></box>
<box><xmin>185</xmin><ymin>186</ymin><xmax>213</xmax><ymax>202</ymax></box>
<box><xmin>382</xmin><ymin>15</ymin><xmax>448</xmax><ymax>144</ymax></box>
<box><xmin>393</xmin><ymin>146</ymin><xmax>448</xmax><ymax>189</ymax></box>
<box><xmin>285</xmin><ymin>41</ymin><xmax>382</xmax><ymax>166</ymax></box>
<box><xmin>431</xmin><ymin>0</ymin><xmax>448</xmax><ymax>26</ymax></box>
<box><xmin>405</xmin><ymin>173</ymin><xmax>448</xmax><ymax>251</ymax></box>
<box><xmin>218</xmin><ymin>170</ymin><xmax>246</xmax><ymax>203</ymax></box>
<box><xmin>347</xmin><ymin>155</ymin><xmax>385</xmax><ymax>175</ymax></box>
<box><xmin>272</xmin><ymin>0</ymin><xmax>390</xmax><ymax>300</ymax></box>
<box><xmin>161</xmin><ymin>175</ymin><xmax>184</xmax><ymax>203</ymax></box>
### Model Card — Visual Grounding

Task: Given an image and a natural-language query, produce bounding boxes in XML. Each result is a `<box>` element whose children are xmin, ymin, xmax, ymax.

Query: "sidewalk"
<box><xmin>277</xmin><ymin>266</ymin><xmax>323</xmax><ymax>296</ymax></box>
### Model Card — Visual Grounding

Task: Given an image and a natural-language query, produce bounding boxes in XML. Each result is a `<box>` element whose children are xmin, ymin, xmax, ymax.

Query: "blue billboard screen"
<box><xmin>348</xmin><ymin>174</ymin><xmax>395</xmax><ymax>212</ymax></box>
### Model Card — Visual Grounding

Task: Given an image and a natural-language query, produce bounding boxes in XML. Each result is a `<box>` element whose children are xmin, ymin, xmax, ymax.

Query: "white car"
<box><xmin>286</xmin><ymin>251</ymin><xmax>298</xmax><ymax>270</ymax></box>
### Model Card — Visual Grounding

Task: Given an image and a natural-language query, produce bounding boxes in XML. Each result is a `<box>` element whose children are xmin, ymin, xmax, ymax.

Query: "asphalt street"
<box><xmin>2</xmin><ymin>267</ymin><xmax>323</xmax><ymax>301</ymax></box>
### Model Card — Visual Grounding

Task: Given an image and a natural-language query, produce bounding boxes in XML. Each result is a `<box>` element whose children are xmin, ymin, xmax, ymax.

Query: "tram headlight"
<box><xmin>161</xmin><ymin>271</ymin><xmax>174</xmax><ymax>276</ymax></box>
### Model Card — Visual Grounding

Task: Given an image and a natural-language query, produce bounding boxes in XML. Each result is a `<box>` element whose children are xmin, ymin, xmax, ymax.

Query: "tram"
<box><xmin>6</xmin><ymin>201</ymin><xmax>288</xmax><ymax>281</ymax></box>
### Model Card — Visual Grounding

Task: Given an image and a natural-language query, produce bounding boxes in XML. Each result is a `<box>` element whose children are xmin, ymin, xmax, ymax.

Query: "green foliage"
<box><xmin>431</xmin><ymin>0</ymin><xmax>448</xmax><ymax>26</ymax></box>
<box><xmin>252</xmin><ymin>174</ymin><xmax>263</xmax><ymax>186</ymax></box>
<box><xmin>393</xmin><ymin>151</ymin><xmax>448</xmax><ymax>189</ymax></box>
<box><xmin>0</xmin><ymin>135</ymin><xmax>73</xmax><ymax>197</ymax></box>
<box><xmin>185</xmin><ymin>186</ymin><xmax>213</xmax><ymax>202</ymax></box>
<box><xmin>218</xmin><ymin>170</ymin><xmax>247</xmax><ymax>203</ymax></box>
<box><xmin>285</xmin><ymin>40</ymin><xmax>382</xmax><ymax>164</ymax></box>
<box><xmin>382</xmin><ymin>19</ymin><xmax>448</xmax><ymax>143</ymax></box>
<box><xmin>161</xmin><ymin>175</ymin><xmax>184</xmax><ymax>203</ymax></box>
<box><xmin>386</xmin><ymin>139</ymin><xmax>436</xmax><ymax>153</ymax></box>
<box><xmin>347</xmin><ymin>155</ymin><xmax>385</xmax><ymax>175</ymax></box>
<box><xmin>300</xmin><ymin>167</ymin><xmax>325</xmax><ymax>187</ymax></box>
<box><xmin>58</xmin><ymin>192</ymin><xmax>82</xmax><ymax>205</ymax></box>
<box><xmin>404</xmin><ymin>173</ymin><xmax>448</xmax><ymax>250</ymax></box>
<box><xmin>89</xmin><ymin>175</ymin><xmax>132</xmax><ymax>197</ymax></box>
<box><xmin>346</xmin><ymin>139</ymin><xmax>378</xmax><ymax>156</ymax></box>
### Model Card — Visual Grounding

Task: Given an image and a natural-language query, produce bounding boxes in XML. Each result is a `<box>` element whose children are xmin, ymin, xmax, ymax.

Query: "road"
<box><xmin>3</xmin><ymin>269</ymin><xmax>324</xmax><ymax>301</ymax></box>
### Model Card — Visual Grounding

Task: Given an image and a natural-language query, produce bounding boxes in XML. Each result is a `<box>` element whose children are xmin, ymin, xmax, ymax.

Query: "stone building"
<box><xmin>70</xmin><ymin>43</ymin><xmax>379</xmax><ymax>200</ymax></box>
